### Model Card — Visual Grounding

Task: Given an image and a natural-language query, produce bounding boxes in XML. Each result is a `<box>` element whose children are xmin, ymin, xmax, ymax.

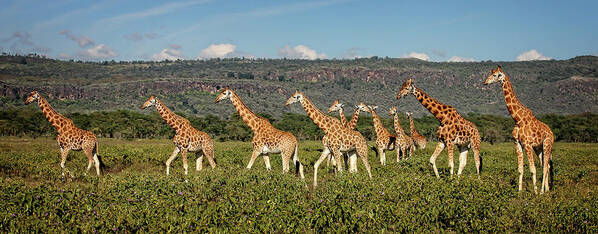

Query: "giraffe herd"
<box><xmin>23</xmin><ymin>66</ymin><xmax>555</xmax><ymax>193</ymax></box>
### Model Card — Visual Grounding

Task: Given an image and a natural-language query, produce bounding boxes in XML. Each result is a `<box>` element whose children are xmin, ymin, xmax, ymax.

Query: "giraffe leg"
<box><xmin>430</xmin><ymin>142</ymin><xmax>445</xmax><ymax>178</ymax></box>
<box><xmin>378</xmin><ymin>145</ymin><xmax>385</xmax><ymax>166</ymax></box>
<box><xmin>263</xmin><ymin>154</ymin><xmax>271</xmax><ymax>171</ymax></box>
<box><xmin>281</xmin><ymin>149</ymin><xmax>291</xmax><ymax>174</ymax></box>
<box><xmin>524</xmin><ymin>145</ymin><xmax>538</xmax><ymax>194</ymax></box>
<box><xmin>291</xmin><ymin>144</ymin><xmax>304</xmax><ymax>179</ymax></box>
<box><xmin>396</xmin><ymin>143</ymin><xmax>401</xmax><ymax>162</ymax></box>
<box><xmin>196</xmin><ymin>152</ymin><xmax>204</xmax><ymax>171</ymax></box>
<box><xmin>181</xmin><ymin>149</ymin><xmax>189</xmax><ymax>176</ymax></box>
<box><xmin>60</xmin><ymin>147</ymin><xmax>71</xmax><ymax>178</ymax></box>
<box><xmin>83</xmin><ymin>147</ymin><xmax>94</xmax><ymax>176</ymax></box>
<box><xmin>515</xmin><ymin>142</ymin><xmax>524</xmax><ymax>192</ymax></box>
<box><xmin>349</xmin><ymin>153</ymin><xmax>358</xmax><ymax>173</ymax></box>
<box><xmin>357</xmin><ymin>144</ymin><xmax>372</xmax><ymax>179</ymax></box>
<box><xmin>473</xmin><ymin>145</ymin><xmax>481</xmax><ymax>177</ymax></box>
<box><xmin>165</xmin><ymin>147</ymin><xmax>180</xmax><ymax>176</ymax></box>
<box><xmin>457</xmin><ymin>147</ymin><xmax>468</xmax><ymax>177</ymax></box>
<box><xmin>542</xmin><ymin>139</ymin><xmax>554</xmax><ymax>194</ymax></box>
<box><xmin>204</xmin><ymin>145</ymin><xmax>216</xmax><ymax>169</ymax></box>
<box><xmin>313</xmin><ymin>147</ymin><xmax>331</xmax><ymax>187</ymax></box>
<box><xmin>331</xmin><ymin>148</ymin><xmax>343</xmax><ymax>173</ymax></box>
<box><xmin>446</xmin><ymin>143</ymin><xmax>455</xmax><ymax>177</ymax></box>
<box><xmin>246</xmin><ymin>148</ymin><xmax>261</xmax><ymax>169</ymax></box>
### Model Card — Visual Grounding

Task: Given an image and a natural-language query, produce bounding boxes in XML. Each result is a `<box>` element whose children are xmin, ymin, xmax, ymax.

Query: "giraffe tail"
<box><xmin>293</xmin><ymin>144</ymin><xmax>304</xmax><ymax>179</ymax></box>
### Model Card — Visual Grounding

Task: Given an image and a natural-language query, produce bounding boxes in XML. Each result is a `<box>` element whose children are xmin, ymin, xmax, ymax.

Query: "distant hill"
<box><xmin>1</xmin><ymin>55</ymin><xmax>597</xmax><ymax>118</ymax></box>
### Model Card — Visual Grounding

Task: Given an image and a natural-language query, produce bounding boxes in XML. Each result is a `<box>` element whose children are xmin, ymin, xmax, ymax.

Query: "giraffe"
<box><xmin>485</xmin><ymin>65</ymin><xmax>554</xmax><ymax>194</ymax></box>
<box><xmin>215</xmin><ymin>88</ymin><xmax>304</xmax><ymax>179</ymax></box>
<box><xmin>286</xmin><ymin>91</ymin><xmax>371</xmax><ymax>187</ymax></box>
<box><xmin>141</xmin><ymin>95</ymin><xmax>215</xmax><ymax>176</ymax></box>
<box><xmin>325</xmin><ymin>100</ymin><xmax>367</xmax><ymax>170</ymax></box>
<box><xmin>406</xmin><ymin>111</ymin><xmax>427</xmax><ymax>149</ymax></box>
<box><xmin>389</xmin><ymin>107</ymin><xmax>415</xmax><ymax>161</ymax></box>
<box><xmin>327</xmin><ymin>99</ymin><xmax>363</xmax><ymax>129</ymax></box>
<box><xmin>24</xmin><ymin>91</ymin><xmax>102</xmax><ymax>177</ymax></box>
<box><xmin>397</xmin><ymin>79</ymin><xmax>482</xmax><ymax>178</ymax></box>
<box><xmin>363</xmin><ymin>104</ymin><xmax>397</xmax><ymax>166</ymax></box>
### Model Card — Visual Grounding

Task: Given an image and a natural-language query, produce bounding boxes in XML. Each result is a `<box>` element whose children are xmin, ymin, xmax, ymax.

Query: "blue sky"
<box><xmin>1</xmin><ymin>0</ymin><xmax>597</xmax><ymax>62</ymax></box>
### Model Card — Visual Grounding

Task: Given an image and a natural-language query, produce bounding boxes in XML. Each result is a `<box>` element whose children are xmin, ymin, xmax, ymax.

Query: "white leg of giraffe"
<box><xmin>196</xmin><ymin>153</ymin><xmax>204</xmax><ymax>171</ymax></box>
<box><xmin>457</xmin><ymin>148</ymin><xmax>468</xmax><ymax>177</ymax></box>
<box><xmin>181</xmin><ymin>149</ymin><xmax>189</xmax><ymax>176</ymax></box>
<box><xmin>165</xmin><ymin>147</ymin><xmax>180</xmax><ymax>176</ymax></box>
<box><xmin>86</xmin><ymin>161</ymin><xmax>93</xmax><ymax>174</ymax></box>
<box><xmin>93</xmin><ymin>154</ymin><xmax>100</xmax><ymax>176</ymax></box>
<box><xmin>349</xmin><ymin>153</ymin><xmax>358</xmax><ymax>173</ymax></box>
<box><xmin>515</xmin><ymin>142</ymin><xmax>524</xmax><ymax>192</ymax></box>
<box><xmin>447</xmin><ymin>143</ymin><xmax>455</xmax><ymax>177</ymax></box>
<box><xmin>313</xmin><ymin>147</ymin><xmax>331</xmax><ymax>188</ymax></box>
<box><xmin>246</xmin><ymin>149</ymin><xmax>261</xmax><ymax>169</ymax></box>
<box><xmin>378</xmin><ymin>146</ymin><xmax>386</xmax><ymax>166</ymax></box>
<box><xmin>263</xmin><ymin>154</ymin><xmax>271</xmax><ymax>170</ymax></box>
<box><xmin>60</xmin><ymin>147</ymin><xmax>71</xmax><ymax>178</ymax></box>
<box><xmin>430</xmin><ymin>142</ymin><xmax>445</xmax><ymax>178</ymax></box>
<box><xmin>525</xmin><ymin>145</ymin><xmax>538</xmax><ymax>194</ymax></box>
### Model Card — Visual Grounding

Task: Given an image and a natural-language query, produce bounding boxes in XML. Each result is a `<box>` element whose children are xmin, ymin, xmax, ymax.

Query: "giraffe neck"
<box><xmin>230</xmin><ymin>91</ymin><xmax>266</xmax><ymax>132</ymax></box>
<box><xmin>155</xmin><ymin>99</ymin><xmax>186</xmax><ymax>133</ymax></box>
<box><xmin>408</xmin><ymin>114</ymin><xmax>419</xmax><ymax>136</ymax></box>
<box><xmin>346</xmin><ymin>108</ymin><xmax>360</xmax><ymax>129</ymax></box>
<box><xmin>501</xmin><ymin>76</ymin><xmax>531</xmax><ymax>124</ymax></box>
<box><xmin>393</xmin><ymin>113</ymin><xmax>406</xmax><ymax>135</ymax></box>
<box><xmin>370</xmin><ymin>110</ymin><xmax>391</xmax><ymax>136</ymax></box>
<box><xmin>338</xmin><ymin>109</ymin><xmax>347</xmax><ymax>126</ymax></box>
<box><xmin>37</xmin><ymin>96</ymin><xmax>71</xmax><ymax>132</ymax></box>
<box><xmin>413</xmin><ymin>87</ymin><xmax>452</xmax><ymax>124</ymax></box>
<box><xmin>299</xmin><ymin>97</ymin><xmax>336</xmax><ymax>133</ymax></box>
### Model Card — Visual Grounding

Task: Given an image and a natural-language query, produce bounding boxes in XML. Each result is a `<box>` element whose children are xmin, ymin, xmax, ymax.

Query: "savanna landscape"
<box><xmin>1</xmin><ymin>138</ymin><xmax>596</xmax><ymax>232</ymax></box>
<box><xmin>2</xmin><ymin>0</ymin><xmax>598</xmax><ymax>232</ymax></box>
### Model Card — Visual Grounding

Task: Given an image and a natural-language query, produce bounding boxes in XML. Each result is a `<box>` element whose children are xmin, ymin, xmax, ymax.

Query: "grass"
<box><xmin>0</xmin><ymin>137</ymin><xmax>596</xmax><ymax>232</ymax></box>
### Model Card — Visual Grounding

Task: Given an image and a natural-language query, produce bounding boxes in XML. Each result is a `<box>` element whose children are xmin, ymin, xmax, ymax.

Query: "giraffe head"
<box><xmin>327</xmin><ymin>99</ymin><xmax>344</xmax><ymax>113</ymax></box>
<box><xmin>141</xmin><ymin>95</ymin><xmax>157</xmax><ymax>109</ymax></box>
<box><xmin>389</xmin><ymin>106</ymin><xmax>397</xmax><ymax>115</ymax></box>
<box><xmin>484</xmin><ymin>65</ymin><xmax>506</xmax><ymax>85</ymax></box>
<box><xmin>366</xmin><ymin>105</ymin><xmax>378</xmax><ymax>114</ymax></box>
<box><xmin>285</xmin><ymin>90</ymin><xmax>304</xmax><ymax>106</ymax></box>
<box><xmin>397</xmin><ymin>78</ymin><xmax>415</xmax><ymax>99</ymax></box>
<box><xmin>215</xmin><ymin>87</ymin><xmax>233</xmax><ymax>103</ymax></box>
<box><xmin>355</xmin><ymin>102</ymin><xmax>369</xmax><ymax>112</ymax></box>
<box><xmin>24</xmin><ymin>90</ymin><xmax>40</xmax><ymax>104</ymax></box>
<box><xmin>405</xmin><ymin>111</ymin><xmax>413</xmax><ymax>117</ymax></box>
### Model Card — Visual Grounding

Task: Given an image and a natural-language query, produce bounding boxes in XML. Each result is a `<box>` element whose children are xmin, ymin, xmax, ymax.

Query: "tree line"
<box><xmin>0</xmin><ymin>107</ymin><xmax>596</xmax><ymax>143</ymax></box>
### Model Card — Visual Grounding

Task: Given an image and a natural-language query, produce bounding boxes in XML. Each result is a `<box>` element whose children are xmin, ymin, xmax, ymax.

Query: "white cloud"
<box><xmin>197</xmin><ymin>43</ymin><xmax>237</xmax><ymax>59</ymax></box>
<box><xmin>516</xmin><ymin>49</ymin><xmax>552</xmax><ymax>61</ymax></box>
<box><xmin>447</xmin><ymin>56</ymin><xmax>476</xmax><ymax>62</ymax></box>
<box><xmin>401</xmin><ymin>52</ymin><xmax>430</xmax><ymax>61</ymax></box>
<box><xmin>60</xmin><ymin>30</ymin><xmax>94</xmax><ymax>48</ymax></box>
<box><xmin>278</xmin><ymin>45</ymin><xmax>327</xmax><ymax>60</ymax></box>
<box><xmin>152</xmin><ymin>47</ymin><xmax>185</xmax><ymax>61</ymax></box>
<box><xmin>77</xmin><ymin>44</ymin><xmax>117</xmax><ymax>60</ymax></box>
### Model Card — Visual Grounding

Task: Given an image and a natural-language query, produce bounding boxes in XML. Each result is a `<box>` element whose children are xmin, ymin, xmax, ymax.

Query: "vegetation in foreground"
<box><xmin>0</xmin><ymin>137</ymin><xmax>596</xmax><ymax>232</ymax></box>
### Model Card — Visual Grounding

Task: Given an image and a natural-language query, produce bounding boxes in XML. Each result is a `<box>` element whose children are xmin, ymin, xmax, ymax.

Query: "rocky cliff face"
<box><xmin>1</xmin><ymin>55</ymin><xmax>596</xmax><ymax>117</ymax></box>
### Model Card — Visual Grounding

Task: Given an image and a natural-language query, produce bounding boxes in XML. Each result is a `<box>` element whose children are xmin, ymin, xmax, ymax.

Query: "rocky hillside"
<box><xmin>1</xmin><ymin>55</ymin><xmax>597</xmax><ymax>118</ymax></box>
